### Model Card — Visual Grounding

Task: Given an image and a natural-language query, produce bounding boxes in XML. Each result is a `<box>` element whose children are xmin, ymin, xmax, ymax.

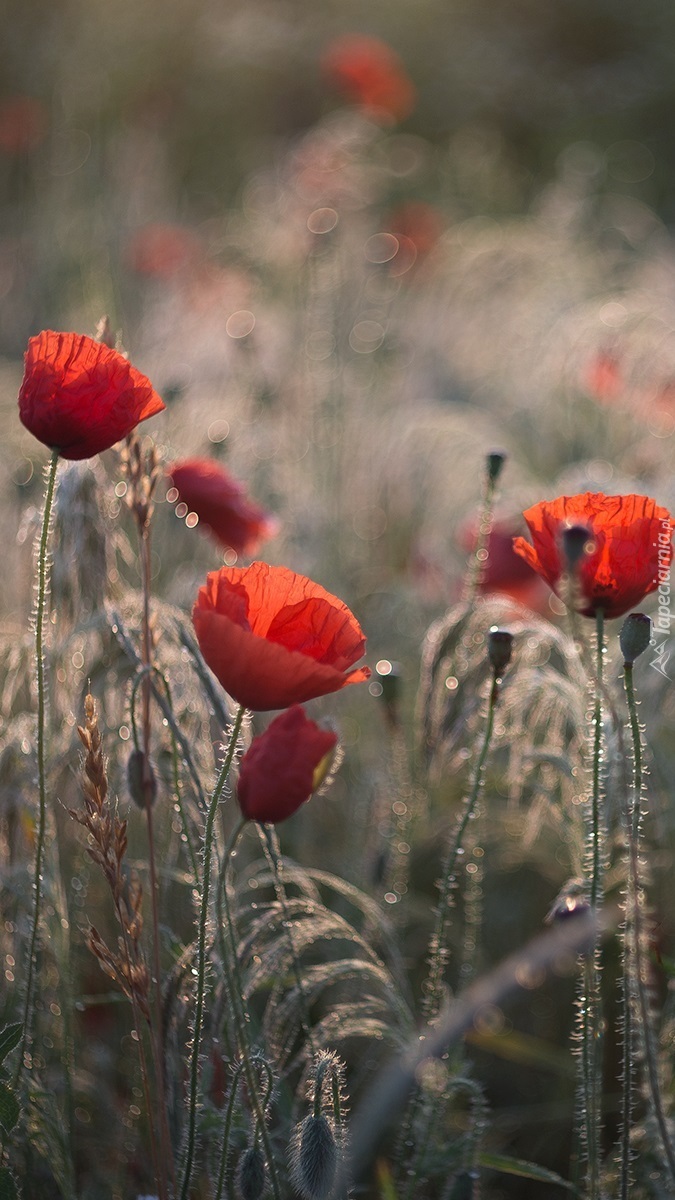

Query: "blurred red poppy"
<box><xmin>169</xmin><ymin>458</ymin><xmax>278</xmax><ymax>557</ymax></box>
<box><xmin>18</xmin><ymin>330</ymin><xmax>165</xmax><ymax>460</ymax></box>
<box><xmin>386</xmin><ymin>202</ymin><xmax>444</xmax><ymax>260</ymax></box>
<box><xmin>584</xmin><ymin>351</ymin><xmax>623</xmax><ymax>403</ymax></box>
<box><xmin>125</xmin><ymin>223</ymin><xmax>201</xmax><ymax>278</ymax></box>
<box><xmin>513</xmin><ymin>492</ymin><xmax>674</xmax><ymax>618</ymax></box>
<box><xmin>237</xmin><ymin>705</ymin><xmax>338</xmax><ymax>823</ymax></box>
<box><xmin>192</xmin><ymin>562</ymin><xmax>370</xmax><ymax>710</ymax></box>
<box><xmin>461</xmin><ymin>518</ymin><xmax>549</xmax><ymax>612</ymax></box>
<box><xmin>321</xmin><ymin>35</ymin><xmax>416</xmax><ymax>123</ymax></box>
<box><xmin>0</xmin><ymin>95</ymin><xmax>48</xmax><ymax>155</ymax></box>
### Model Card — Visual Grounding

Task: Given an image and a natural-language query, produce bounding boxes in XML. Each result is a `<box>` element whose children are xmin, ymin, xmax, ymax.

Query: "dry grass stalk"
<box><xmin>120</xmin><ymin>430</ymin><xmax>161</xmax><ymax>533</ymax></box>
<box><xmin>70</xmin><ymin>693</ymin><xmax>150</xmax><ymax>1020</ymax></box>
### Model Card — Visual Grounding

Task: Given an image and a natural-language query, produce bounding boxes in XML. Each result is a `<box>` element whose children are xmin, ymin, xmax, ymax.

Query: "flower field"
<box><xmin>3</xmin><ymin>8</ymin><xmax>675</xmax><ymax>1198</ymax></box>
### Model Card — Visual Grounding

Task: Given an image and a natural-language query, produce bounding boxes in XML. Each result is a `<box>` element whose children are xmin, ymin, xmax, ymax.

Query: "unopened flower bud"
<box><xmin>487</xmin><ymin>628</ymin><xmax>513</xmax><ymax>677</ymax></box>
<box><xmin>375</xmin><ymin>659</ymin><xmax>402</xmax><ymax>728</ymax></box>
<box><xmin>127</xmin><ymin>748</ymin><xmax>157</xmax><ymax>809</ymax></box>
<box><xmin>486</xmin><ymin>450</ymin><xmax>506</xmax><ymax>485</ymax></box>
<box><xmin>619</xmin><ymin>612</ymin><xmax>652</xmax><ymax>665</ymax></box>
<box><xmin>562</xmin><ymin>524</ymin><xmax>591</xmax><ymax>572</ymax></box>
<box><xmin>291</xmin><ymin>1114</ymin><xmax>339</xmax><ymax>1200</ymax></box>
<box><xmin>236</xmin><ymin>1145</ymin><xmax>266</xmax><ymax>1200</ymax></box>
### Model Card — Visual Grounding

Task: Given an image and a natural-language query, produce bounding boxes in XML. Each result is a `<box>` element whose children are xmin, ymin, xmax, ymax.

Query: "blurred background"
<box><xmin>4</xmin><ymin>4</ymin><xmax>675</xmax><ymax>1195</ymax></box>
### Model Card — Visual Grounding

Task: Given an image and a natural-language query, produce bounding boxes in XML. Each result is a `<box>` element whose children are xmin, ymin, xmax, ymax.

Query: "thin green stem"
<box><xmin>580</xmin><ymin>607</ymin><xmax>605</xmax><ymax>1200</ymax></box>
<box><xmin>463</xmin><ymin>474</ymin><xmax>498</xmax><ymax>603</ymax></box>
<box><xmin>423</xmin><ymin>675</ymin><xmax>500</xmax><ymax>1022</ymax></box>
<box><xmin>180</xmin><ymin>705</ymin><xmax>245</xmax><ymax>1200</ymax></box>
<box><xmin>217</xmin><ymin>819</ymin><xmax>283</xmax><ymax>1200</ymax></box>
<box><xmin>14</xmin><ymin>449</ymin><xmax>59</xmax><ymax>1092</ymax></box>
<box><xmin>622</xmin><ymin>663</ymin><xmax>675</xmax><ymax>1185</ymax></box>
<box><xmin>259</xmin><ymin>824</ymin><xmax>318</xmax><ymax>1058</ymax></box>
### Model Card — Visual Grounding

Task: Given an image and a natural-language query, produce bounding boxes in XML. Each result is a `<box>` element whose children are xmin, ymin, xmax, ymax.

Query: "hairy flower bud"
<box><xmin>487</xmin><ymin>628</ymin><xmax>513</xmax><ymax>677</ymax></box>
<box><xmin>486</xmin><ymin>449</ymin><xmax>506</xmax><ymax>485</ymax></box>
<box><xmin>619</xmin><ymin>612</ymin><xmax>652</xmax><ymax>665</ymax></box>
<box><xmin>127</xmin><ymin>749</ymin><xmax>157</xmax><ymax>809</ymax></box>
<box><xmin>291</xmin><ymin>1114</ymin><xmax>339</xmax><ymax>1200</ymax></box>
<box><xmin>561</xmin><ymin>524</ymin><xmax>592</xmax><ymax>572</ymax></box>
<box><xmin>236</xmin><ymin>1145</ymin><xmax>266</xmax><ymax>1200</ymax></box>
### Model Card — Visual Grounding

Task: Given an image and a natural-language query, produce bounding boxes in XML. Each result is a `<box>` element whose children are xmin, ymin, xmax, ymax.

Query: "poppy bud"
<box><xmin>127</xmin><ymin>749</ymin><xmax>157</xmax><ymax>809</ymax></box>
<box><xmin>487</xmin><ymin>628</ymin><xmax>513</xmax><ymax>677</ymax></box>
<box><xmin>562</xmin><ymin>524</ymin><xmax>592</xmax><ymax>572</ymax></box>
<box><xmin>619</xmin><ymin>612</ymin><xmax>652</xmax><ymax>665</ymax></box>
<box><xmin>375</xmin><ymin>659</ymin><xmax>402</xmax><ymax>728</ymax></box>
<box><xmin>236</xmin><ymin>1145</ymin><xmax>266</xmax><ymax>1200</ymax></box>
<box><xmin>486</xmin><ymin>450</ymin><xmax>506</xmax><ymax>485</ymax></box>
<box><xmin>237</xmin><ymin>707</ymin><xmax>338</xmax><ymax>824</ymax></box>
<box><xmin>291</xmin><ymin>1114</ymin><xmax>339</xmax><ymax>1200</ymax></box>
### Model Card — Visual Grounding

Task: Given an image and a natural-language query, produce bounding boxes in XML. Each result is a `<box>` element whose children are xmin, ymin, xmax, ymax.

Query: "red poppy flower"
<box><xmin>168</xmin><ymin>458</ymin><xmax>278</xmax><ymax>557</ymax></box>
<box><xmin>18</xmin><ymin>330</ymin><xmax>165</xmax><ymax>460</ymax></box>
<box><xmin>321</xmin><ymin>35</ymin><xmax>416</xmax><ymax>123</ymax></box>
<box><xmin>0</xmin><ymin>95</ymin><xmax>48</xmax><ymax>155</ymax></box>
<box><xmin>460</xmin><ymin>518</ymin><xmax>549</xmax><ymax>613</ymax></box>
<box><xmin>386</xmin><ymin>202</ymin><xmax>444</xmax><ymax>260</ymax></box>
<box><xmin>513</xmin><ymin>492</ymin><xmax>674</xmax><ymax>619</ymax></box>
<box><xmin>237</xmin><ymin>705</ymin><xmax>338</xmax><ymax>823</ymax></box>
<box><xmin>125</xmin><ymin>223</ymin><xmax>201</xmax><ymax>279</ymax></box>
<box><xmin>192</xmin><ymin>562</ymin><xmax>370</xmax><ymax>710</ymax></box>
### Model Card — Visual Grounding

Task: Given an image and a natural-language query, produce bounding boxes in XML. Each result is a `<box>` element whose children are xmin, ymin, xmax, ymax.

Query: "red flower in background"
<box><xmin>125</xmin><ymin>223</ymin><xmax>201</xmax><ymax>279</ymax></box>
<box><xmin>0</xmin><ymin>96</ymin><xmax>48</xmax><ymax>155</ymax></box>
<box><xmin>321</xmin><ymin>35</ymin><xmax>416</xmax><ymax>123</ymax></box>
<box><xmin>386</xmin><ymin>202</ymin><xmax>444</xmax><ymax>261</ymax></box>
<box><xmin>461</xmin><ymin>519</ymin><xmax>550</xmax><ymax>613</ymax></box>
<box><xmin>237</xmin><ymin>705</ymin><xmax>337</xmax><ymax>823</ymax></box>
<box><xmin>192</xmin><ymin>562</ymin><xmax>370</xmax><ymax>710</ymax></box>
<box><xmin>169</xmin><ymin>458</ymin><xmax>278</xmax><ymax>557</ymax></box>
<box><xmin>583</xmin><ymin>351</ymin><xmax>623</xmax><ymax>404</ymax></box>
<box><xmin>18</xmin><ymin>331</ymin><xmax>165</xmax><ymax>460</ymax></box>
<box><xmin>513</xmin><ymin>492</ymin><xmax>674</xmax><ymax>618</ymax></box>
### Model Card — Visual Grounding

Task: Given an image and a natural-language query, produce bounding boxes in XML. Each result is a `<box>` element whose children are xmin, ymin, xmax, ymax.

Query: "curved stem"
<box><xmin>217</xmin><ymin>819</ymin><xmax>283</xmax><ymax>1200</ymax></box>
<box><xmin>180</xmin><ymin>705</ymin><xmax>245</xmax><ymax>1200</ymax></box>
<box><xmin>14</xmin><ymin>449</ymin><xmax>59</xmax><ymax>1091</ymax></box>
<box><xmin>423</xmin><ymin>675</ymin><xmax>500</xmax><ymax>1022</ymax></box>
<box><xmin>622</xmin><ymin>663</ymin><xmax>675</xmax><ymax>1184</ymax></box>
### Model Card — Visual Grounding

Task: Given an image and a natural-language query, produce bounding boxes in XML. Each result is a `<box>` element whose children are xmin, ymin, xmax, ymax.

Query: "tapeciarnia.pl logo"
<box><xmin>650</xmin><ymin>520</ymin><xmax>672</xmax><ymax>678</ymax></box>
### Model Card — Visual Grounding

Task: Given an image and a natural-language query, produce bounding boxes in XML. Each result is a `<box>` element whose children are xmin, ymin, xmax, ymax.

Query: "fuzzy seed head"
<box><xmin>236</xmin><ymin>1145</ymin><xmax>266</xmax><ymax>1200</ymax></box>
<box><xmin>291</xmin><ymin>1114</ymin><xmax>339</xmax><ymax>1200</ymax></box>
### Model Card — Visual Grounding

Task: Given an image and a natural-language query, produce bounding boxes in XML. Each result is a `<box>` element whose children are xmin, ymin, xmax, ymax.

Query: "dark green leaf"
<box><xmin>0</xmin><ymin>1166</ymin><xmax>19</xmax><ymax>1200</ymax></box>
<box><xmin>479</xmin><ymin>1152</ymin><xmax>579</xmax><ymax>1193</ymax></box>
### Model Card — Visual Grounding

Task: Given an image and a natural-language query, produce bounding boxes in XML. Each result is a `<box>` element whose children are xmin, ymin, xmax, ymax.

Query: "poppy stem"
<box><xmin>463</xmin><ymin>452</ymin><xmax>504</xmax><ymax>602</ymax></box>
<box><xmin>621</xmin><ymin>661</ymin><xmax>675</xmax><ymax>1186</ymax></box>
<box><xmin>216</xmin><ymin>818</ymin><xmax>284</xmax><ymax>1200</ymax></box>
<box><xmin>423</xmin><ymin>669</ymin><xmax>500</xmax><ymax>1022</ymax></box>
<box><xmin>400</xmin><ymin>662</ymin><xmax>501</xmax><ymax>1197</ymax></box>
<box><xmin>579</xmin><ymin>607</ymin><xmax>605</xmax><ymax>1199</ymax></box>
<box><xmin>259</xmin><ymin>823</ymin><xmax>318</xmax><ymax>1056</ymax></box>
<box><xmin>14</xmin><ymin>449</ymin><xmax>59</xmax><ymax>1093</ymax></box>
<box><xmin>180</xmin><ymin>705</ymin><xmax>246</xmax><ymax>1200</ymax></box>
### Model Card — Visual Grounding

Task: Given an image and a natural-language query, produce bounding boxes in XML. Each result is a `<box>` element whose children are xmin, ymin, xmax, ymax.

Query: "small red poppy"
<box><xmin>125</xmin><ymin>223</ymin><xmax>200</xmax><ymax>279</ymax></box>
<box><xmin>168</xmin><ymin>458</ymin><xmax>278</xmax><ymax>557</ymax></box>
<box><xmin>513</xmin><ymin>492</ymin><xmax>674</xmax><ymax>619</ymax></box>
<box><xmin>321</xmin><ymin>35</ymin><xmax>416</xmax><ymax>123</ymax></box>
<box><xmin>192</xmin><ymin>562</ymin><xmax>370</xmax><ymax>710</ymax></box>
<box><xmin>18</xmin><ymin>330</ymin><xmax>165</xmax><ymax>460</ymax></box>
<box><xmin>461</xmin><ymin>518</ymin><xmax>549</xmax><ymax>613</ymax></box>
<box><xmin>237</xmin><ymin>705</ymin><xmax>338</xmax><ymax>823</ymax></box>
